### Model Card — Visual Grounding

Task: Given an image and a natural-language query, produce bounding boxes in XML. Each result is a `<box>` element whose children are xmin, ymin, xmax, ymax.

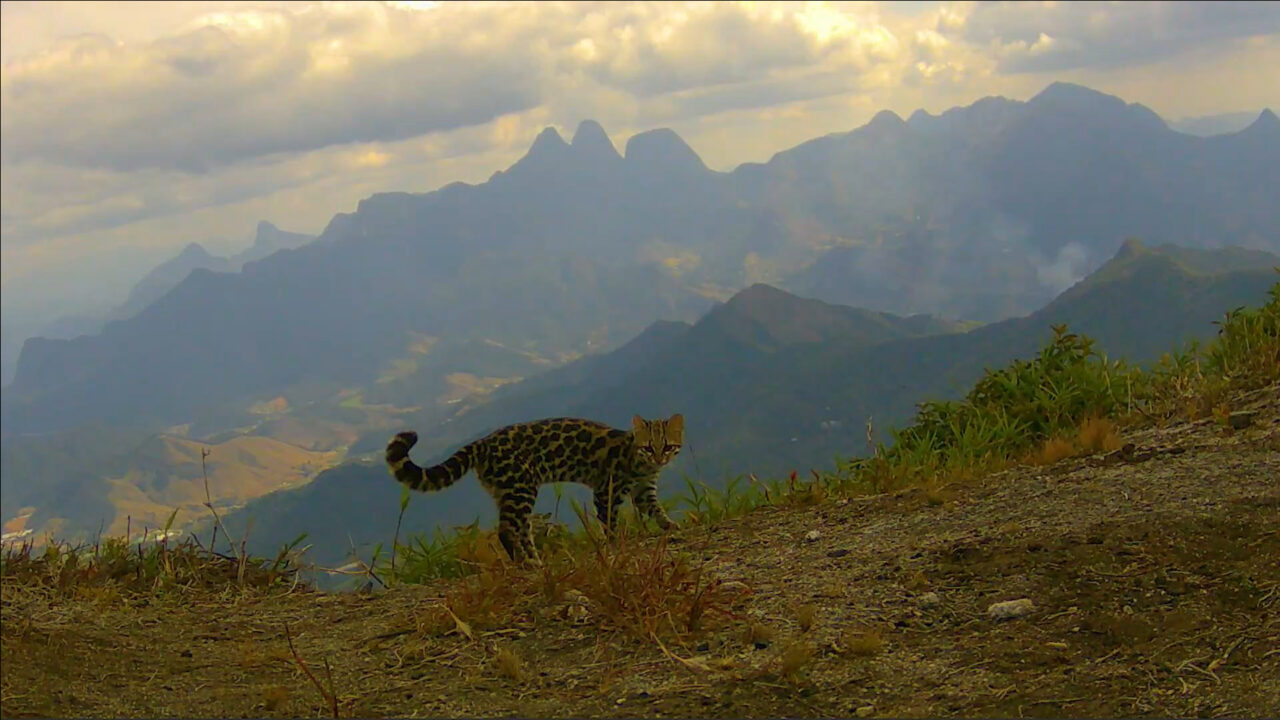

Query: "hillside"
<box><xmin>3</xmin><ymin>383</ymin><xmax>1275</xmax><ymax>718</ymax></box>
<box><xmin>207</xmin><ymin>241</ymin><xmax>1276</xmax><ymax>569</ymax></box>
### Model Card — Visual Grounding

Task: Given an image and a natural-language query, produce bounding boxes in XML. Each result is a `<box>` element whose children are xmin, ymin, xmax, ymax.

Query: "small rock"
<box><xmin>1228</xmin><ymin>410</ymin><xmax>1256</xmax><ymax>430</ymax></box>
<box><xmin>805</xmin><ymin>530</ymin><xmax>822</xmax><ymax>542</ymax></box>
<box><xmin>916</xmin><ymin>592</ymin><xmax>941</xmax><ymax>609</ymax></box>
<box><xmin>987</xmin><ymin>598</ymin><xmax>1036</xmax><ymax>621</ymax></box>
<box><xmin>855</xmin><ymin>704</ymin><xmax>876</xmax><ymax>717</ymax></box>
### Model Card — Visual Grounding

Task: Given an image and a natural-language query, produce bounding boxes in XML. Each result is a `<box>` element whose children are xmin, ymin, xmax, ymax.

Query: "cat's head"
<box><xmin>631</xmin><ymin>413</ymin><xmax>684</xmax><ymax>467</ymax></box>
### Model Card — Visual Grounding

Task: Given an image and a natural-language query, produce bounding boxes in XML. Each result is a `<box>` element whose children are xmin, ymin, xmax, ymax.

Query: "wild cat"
<box><xmin>385</xmin><ymin>413</ymin><xmax>683</xmax><ymax>564</ymax></box>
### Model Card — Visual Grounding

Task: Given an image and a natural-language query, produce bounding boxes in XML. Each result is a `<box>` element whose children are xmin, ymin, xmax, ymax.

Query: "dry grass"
<box><xmin>778</xmin><ymin>641</ymin><xmax>813</xmax><ymax>681</ymax></box>
<box><xmin>837</xmin><ymin>627</ymin><xmax>884</xmax><ymax>657</ymax></box>
<box><xmin>492</xmin><ymin>645</ymin><xmax>525</xmax><ymax>682</ymax></box>
<box><xmin>400</xmin><ymin>520</ymin><xmax>750</xmax><ymax>655</ymax></box>
<box><xmin>1034</xmin><ymin>436</ymin><xmax>1077</xmax><ymax>466</ymax></box>
<box><xmin>0</xmin><ymin>533</ymin><xmax>300</xmax><ymax>599</ymax></box>
<box><xmin>1078</xmin><ymin>415</ymin><xmax>1124</xmax><ymax>453</ymax></box>
<box><xmin>261</xmin><ymin>685</ymin><xmax>291</xmax><ymax>712</ymax></box>
<box><xmin>742</xmin><ymin>620</ymin><xmax>776</xmax><ymax>647</ymax></box>
<box><xmin>794</xmin><ymin>603</ymin><xmax>817</xmax><ymax>633</ymax></box>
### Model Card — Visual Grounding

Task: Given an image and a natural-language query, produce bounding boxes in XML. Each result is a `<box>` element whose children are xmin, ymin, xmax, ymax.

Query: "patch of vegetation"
<box><xmin>837</xmin><ymin>278</ymin><xmax>1278</xmax><ymax>492</ymax></box>
<box><xmin>1</xmin><ymin>528</ymin><xmax>305</xmax><ymax>599</ymax></box>
<box><xmin>377</xmin><ymin>278</ymin><xmax>1277</xmax><ymax>591</ymax></box>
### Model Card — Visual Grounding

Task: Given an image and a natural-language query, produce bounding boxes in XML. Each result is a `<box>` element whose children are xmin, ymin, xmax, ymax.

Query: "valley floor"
<box><xmin>3</xmin><ymin>386</ymin><xmax>1278</xmax><ymax>718</ymax></box>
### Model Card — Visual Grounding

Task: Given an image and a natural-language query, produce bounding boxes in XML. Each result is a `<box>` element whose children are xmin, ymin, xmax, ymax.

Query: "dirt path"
<box><xmin>4</xmin><ymin>387</ymin><xmax>1278</xmax><ymax>718</ymax></box>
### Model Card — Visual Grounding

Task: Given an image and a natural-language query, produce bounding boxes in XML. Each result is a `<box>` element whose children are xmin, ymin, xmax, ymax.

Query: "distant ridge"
<box><xmin>5</xmin><ymin>81</ymin><xmax>1277</xmax><ymax>438</ymax></box>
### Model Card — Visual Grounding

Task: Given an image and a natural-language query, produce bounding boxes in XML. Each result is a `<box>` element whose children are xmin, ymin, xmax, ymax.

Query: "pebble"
<box><xmin>805</xmin><ymin>530</ymin><xmax>822</xmax><ymax>542</ymax></box>
<box><xmin>987</xmin><ymin>598</ymin><xmax>1035</xmax><ymax>620</ymax></box>
<box><xmin>916</xmin><ymin>592</ymin><xmax>941</xmax><ymax>608</ymax></box>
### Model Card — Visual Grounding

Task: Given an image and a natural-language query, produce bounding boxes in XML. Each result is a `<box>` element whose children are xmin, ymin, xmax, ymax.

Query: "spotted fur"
<box><xmin>385</xmin><ymin>414</ymin><xmax>683</xmax><ymax>564</ymax></box>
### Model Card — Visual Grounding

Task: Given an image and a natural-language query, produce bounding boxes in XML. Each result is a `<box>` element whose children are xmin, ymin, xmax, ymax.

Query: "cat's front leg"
<box><xmin>631</xmin><ymin>478</ymin><xmax>675</xmax><ymax>531</ymax></box>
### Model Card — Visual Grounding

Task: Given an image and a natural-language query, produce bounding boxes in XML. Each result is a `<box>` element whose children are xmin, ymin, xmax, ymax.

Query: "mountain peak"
<box><xmin>866</xmin><ymin>109</ymin><xmax>906</xmax><ymax>132</ymax></box>
<box><xmin>624</xmin><ymin>128</ymin><xmax>708</xmax><ymax>175</ymax></box>
<box><xmin>1031</xmin><ymin>81</ymin><xmax>1118</xmax><ymax>106</ymax></box>
<box><xmin>528</xmin><ymin>126</ymin><xmax>569</xmax><ymax>156</ymax></box>
<box><xmin>252</xmin><ymin>221</ymin><xmax>280</xmax><ymax>248</ymax></box>
<box><xmin>907</xmin><ymin>108</ymin><xmax>933</xmax><ymax>125</ymax></box>
<box><xmin>176</xmin><ymin>242</ymin><xmax>213</xmax><ymax>261</ymax></box>
<box><xmin>710</xmin><ymin>284</ymin><xmax>854</xmax><ymax>348</ymax></box>
<box><xmin>1244</xmin><ymin>108</ymin><xmax>1279</xmax><ymax>133</ymax></box>
<box><xmin>1027</xmin><ymin>81</ymin><xmax>1166</xmax><ymax>130</ymax></box>
<box><xmin>1114</xmin><ymin>237</ymin><xmax>1148</xmax><ymax>262</ymax></box>
<box><xmin>728</xmin><ymin>283</ymin><xmax>795</xmax><ymax>307</ymax></box>
<box><xmin>495</xmin><ymin>126</ymin><xmax>573</xmax><ymax>181</ymax></box>
<box><xmin>570</xmin><ymin>120</ymin><xmax>621</xmax><ymax>160</ymax></box>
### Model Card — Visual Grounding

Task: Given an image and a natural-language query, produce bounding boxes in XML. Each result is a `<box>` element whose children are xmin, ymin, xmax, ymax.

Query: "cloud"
<box><xmin>1</xmin><ymin>3</ymin><xmax>543</xmax><ymax>172</ymax></box>
<box><xmin>569</xmin><ymin>2</ymin><xmax>901</xmax><ymax>96</ymax></box>
<box><xmin>956</xmin><ymin>1</ymin><xmax>1280</xmax><ymax>73</ymax></box>
<box><xmin>0</xmin><ymin>1</ymin><xmax>918</xmax><ymax>174</ymax></box>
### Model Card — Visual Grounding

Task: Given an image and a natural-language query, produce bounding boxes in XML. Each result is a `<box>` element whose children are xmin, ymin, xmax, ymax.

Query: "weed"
<box><xmin>779</xmin><ymin>641</ymin><xmax>813</xmax><ymax>680</ymax></box>
<box><xmin>1078</xmin><ymin>415</ymin><xmax>1123</xmax><ymax>453</ymax></box>
<box><xmin>1036</xmin><ymin>436</ymin><xmax>1077</xmax><ymax>466</ymax></box>
<box><xmin>923</xmin><ymin>480</ymin><xmax>953</xmax><ymax>506</ymax></box>
<box><xmin>0</xmin><ymin>532</ymin><xmax>300</xmax><ymax>598</ymax></box>
<box><xmin>831</xmin><ymin>280</ymin><xmax>1278</xmax><ymax>492</ymax></box>
<box><xmin>795</xmin><ymin>603</ymin><xmax>817</xmax><ymax>632</ymax></box>
<box><xmin>261</xmin><ymin>685</ymin><xmax>291</xmax><ymax>712</ymax></box>
<box><xmin>743</xmin><ymin>620</ymin><xmax>776</xmax><ymax>647</ymax></box>
<box><xmin>838</xmin><ymin>627</ymin><xmax>884</xmax><ymax>657</ymax></box>
<box><xmin>903</xmin><ymin>570</ymin><xmax>930</xmax><ymax>592</ymax></box>
<box><xmin>493</xmin><ymin>645</ymin><xmax>525</xmax><ymax>682</ymax></box>
<box><xmin>1212</xmin><ymin>402</ymin><xmax>1233</xmax><ymax>429</ymax></box>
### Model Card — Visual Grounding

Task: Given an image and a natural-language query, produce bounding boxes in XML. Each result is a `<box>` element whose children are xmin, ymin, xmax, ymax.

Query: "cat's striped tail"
<box><xmin>384</xmin><ymin>431</ymin><xmax>476</xmax><ymax>492</ymax></box>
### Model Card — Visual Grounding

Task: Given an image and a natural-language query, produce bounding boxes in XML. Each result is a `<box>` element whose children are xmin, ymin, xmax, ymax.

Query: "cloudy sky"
<box><xmin>2</xmin><ymin>0</ymin><xmax>1278</xmax><ymax>330</ymax></box>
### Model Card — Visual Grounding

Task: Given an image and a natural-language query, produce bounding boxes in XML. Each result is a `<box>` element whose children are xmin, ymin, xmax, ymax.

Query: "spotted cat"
<box><xmin>385</xmin><ymin>414</ymin><xmax>683</xmax><ymax>564</ymax></box>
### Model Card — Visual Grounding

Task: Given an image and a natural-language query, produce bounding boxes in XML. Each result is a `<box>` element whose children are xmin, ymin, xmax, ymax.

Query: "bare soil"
<box><xmin>4</xmin><ymin>386</ymin><xmax>1278</xmax><ymax>718</ymax></box>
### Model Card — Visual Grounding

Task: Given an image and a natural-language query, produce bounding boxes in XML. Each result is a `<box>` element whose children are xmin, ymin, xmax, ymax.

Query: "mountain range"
<box><xmin>0</xmin><ymin>221</ymin><xmax>314</xmax><ymax>386</ymax></box>
<box><xmin>2</xmin><ymin>81</ymin><xmax>1277</xmax><ymax>554</ymax></box>
<box><xmin>6</xmin><ymin>83</ymin><xmax>1278</xmax><ymax>438</ymax></box>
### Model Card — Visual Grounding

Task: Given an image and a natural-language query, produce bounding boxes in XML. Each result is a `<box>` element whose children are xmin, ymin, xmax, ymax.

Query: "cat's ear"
<box><xmin>632</xmin><ymin>415</ymin><xmax>647</xmax><ymax>431</ymax></box>
<box><xmin>667</xmin><ymin>413</ymin><xmax>684</xmax><ymax>435</ymax></box>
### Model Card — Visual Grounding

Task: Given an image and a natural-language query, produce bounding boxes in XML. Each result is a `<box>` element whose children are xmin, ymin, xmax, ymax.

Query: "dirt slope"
<box><xmin>3</xmin><ymin>386</ymin><xmax>1277</xmax><ymax>718</ymax></box>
